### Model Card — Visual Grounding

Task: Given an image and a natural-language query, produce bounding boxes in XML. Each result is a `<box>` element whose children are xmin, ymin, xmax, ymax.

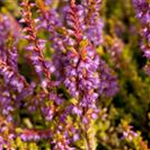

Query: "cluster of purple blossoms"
<box><xmin>0</xmin><ymin>0</ymin><xmax>119</xmax><ymax>149</ymax></box>
<box><xmin>0</xmin><ymin>59</ymin><xmax>28</xmax><ymax>93</ymax></box>
<box><xmin>0</xmin><ymin>15</ymin><xmax>19</xmax><ymax>89</ymax></box>
<box><xmin>133</xmin><ymin>0</ymin><xmax>150</xmax><ymax>24</ymax></box>
<box><xmin>0</xmin><ymin>15</ymin><xmax>34</xmax><ymax>121</ymax></box>
<box><xmin>31</xmin><ymin>6</ymin><xmax>119</xmax><ymax>148</ymax></box>
<box><xmin>0</xmin><ymin>12</ymin><xmax>38</xmax><ymax>149</ymax></box>
<box><xmin>20</xmin><ymin>129</ymin><xmax>52</xmax><ymax>142</ymax></box>
<box><xmin>0</xmin><ymin>14</ymin><xmax>35</xmax><ymax>96</ymax></box>
<box><xmin>64</xmin><ymin>43</ymin><xmax>100</xmax><ymax>106</ymax></box>
<box><xmin>62</xmin><ymin>0</ymin><xmax>99</xmax><ymax>109</ymax></box>
<box><xmin>0</xmin><ymin>14</ymin><xmax>18</xmax><ymax>70</ymax></box>
<box><xmin>53</xmin><ymin>139</ymin><xmax>75</xmax><ymax>150</ymax></box>
<box><xmin>0</xmin><ymin>16</ymin><xmax>16</xmax><ymax>119</ymax></box>
<box><xmin>133</xmin><ymin>0</ymin><xmax>150</xmax><ymax>74</ymax></box>
<box><xmin>122</xmin><ymin>125</ymin><xmax>138</xmax><ymax>141</ymax></box>
<box><xmin>48</xmin><ymin>2</ymin><xmax>119</xmax><ymax>148</ymax></box>
<box><xmin>37</xmin><ymin>0</ymin><xmax>73</xmax><ymax>82</ymax></box>
<box><xmin>98</xmin><ymin>59</ymin><xmax>118</xmax><ymax>97</ymax></box>
<box><xmin>62</xmin><ymin>0</ymin><xmax>118</xmax><ymax>108</ymax></box>
<box><xmin>83</xmin><ymin>0</ymin><xmax>104</xmax><ymax>47</ymax></box>
<box><xmin>20</xmin><ymin>1</ymin><xmax>53</xmax><ymax>84</ymax></box>
<box><xmin>0</xmin><ymin>86</ymin><xmax>13</xmax><ymax>121</ymax></box>
<box><xmin>38</xmin><ymin>0</ymin><xmax>118</xmax><ymax>105</ymax></box>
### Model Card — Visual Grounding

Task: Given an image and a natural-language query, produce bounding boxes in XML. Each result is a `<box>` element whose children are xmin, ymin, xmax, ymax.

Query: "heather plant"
<box><xmin>0</xmin><ymin>0</ymin><xmax>150</xmax><ymax>150</ymax></box>
<box><xmin>132</xmin><ymin>0</ymin><xmax>150</xmax><ymax>75</ymax></box>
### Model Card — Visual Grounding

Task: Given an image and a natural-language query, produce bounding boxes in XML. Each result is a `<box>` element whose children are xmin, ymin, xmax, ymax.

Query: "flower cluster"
<box><xmin>63</xmin><ymin>0</ymin><xmax>118</xmax><ymax>107</ymax></box>
<box><xmin>133</xmin><ymin>0</ymin><xmax>150</xmax><ymax>74</ymax></box>
<box><xmin>0</xmin><ymin>0</ymin><xmax>120</xmax><ymax>149</ymax></box>
<box><xmin>0</xmin><ymin>14</ymin><xmax>18</xmax><ymax>70</ymax></box>
<box><xmin>20</xmin><ymin>1</ymin><xmax>52</xmax><ymax>83</ymax></box>
<box><xmin>98</xmin><ymin>59</ymin><xmax>118</xmax><ymax>97</ymax></box>
<box><xmin>20</xmin><ymin>129</ymin><xmax>52</xmax><ymax>142</ymax></box>
<box><xmin>83</xmin><ymin>0</ymin><xmax>104</xmax><ymax>47</ymax></box>
<box><xmin>121</xmin><ymin>121</ymin><xmax>149</xmax><ymax>150</ymax></box>
<box><xmin>0</xmin><ymin>14</ymin><xmax>34</xmax><ymax>123</ymax></box>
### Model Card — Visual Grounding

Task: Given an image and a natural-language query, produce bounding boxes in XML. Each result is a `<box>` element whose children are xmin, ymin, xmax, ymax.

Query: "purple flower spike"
<box><xmin>133</xmin><ymin>0</ymin><xmax>150</xmax><ymax>73</ymax></box>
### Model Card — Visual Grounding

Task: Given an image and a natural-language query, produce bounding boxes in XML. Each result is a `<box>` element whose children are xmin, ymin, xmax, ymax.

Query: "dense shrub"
<box><xmin>0</xmin><ymin>0</ymin><xmax>150</xmax><ymax>149</ymax></box>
